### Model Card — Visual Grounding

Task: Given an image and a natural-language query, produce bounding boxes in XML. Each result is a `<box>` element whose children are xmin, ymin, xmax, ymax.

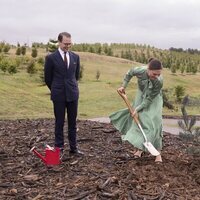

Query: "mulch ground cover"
<box><xmin>0</xmin><ymin>119</ymin><xmax>200</xmax><ymax>200</ymax></box>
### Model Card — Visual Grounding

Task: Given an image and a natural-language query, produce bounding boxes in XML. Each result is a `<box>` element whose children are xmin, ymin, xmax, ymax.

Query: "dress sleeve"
<box><xmin>122</xmin><ymin>67</ymin><xmax>141</xmax><ymax>88</ymax></box>
<box><xmin>135</xmin><ymin>78</ymin><xmax>163</xmax><ymax>112</ymax></box>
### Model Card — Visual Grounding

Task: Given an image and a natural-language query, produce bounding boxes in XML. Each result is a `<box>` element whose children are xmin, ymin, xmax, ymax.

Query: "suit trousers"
<box><xmin>53</xmin><ymin>100</ymin><xmax>78</xmax><ymax>151</ymax></box>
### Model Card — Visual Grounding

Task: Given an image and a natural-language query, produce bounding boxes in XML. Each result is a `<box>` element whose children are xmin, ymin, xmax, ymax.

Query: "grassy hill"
<box><xmin>0</xmin><ymin>50</ymin><xmax>200</xmax><ymax>120</ymax></box>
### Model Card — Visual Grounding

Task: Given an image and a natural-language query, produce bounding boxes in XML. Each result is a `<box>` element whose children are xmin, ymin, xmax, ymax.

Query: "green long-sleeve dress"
<box><xmin>109</xmin><ymin>66</ymin><xmax>163</xmax><ymax>152</ymax></box>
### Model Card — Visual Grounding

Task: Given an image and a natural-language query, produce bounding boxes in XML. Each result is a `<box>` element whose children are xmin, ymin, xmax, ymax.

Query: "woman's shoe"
<box><xmin>133</xmin><ymin>150</ymin><xmax>143</xmax><ymax>158</ymax></box>
<box><xmin>155</xmin><ymin>154</ymin><xmax>162</xmax><ymax>163</ymax></box>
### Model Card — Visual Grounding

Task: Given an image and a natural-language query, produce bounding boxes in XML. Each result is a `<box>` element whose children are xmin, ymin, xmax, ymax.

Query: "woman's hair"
<box><xmin>148</xmin><ymin>58</ymin><xmax>163</xmax><ymax>70</ymax></box>
<box><xmin>58</xmin><ymin>32</ymin><xmax>71</xmax><ymax>42</ymax></box>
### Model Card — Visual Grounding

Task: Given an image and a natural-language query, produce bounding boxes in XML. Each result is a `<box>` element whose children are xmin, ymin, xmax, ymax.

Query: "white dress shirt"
<box><xmin>58</xmin><ymin>47</ymin><xmax>70</xmax><ymax>68</ymax></box>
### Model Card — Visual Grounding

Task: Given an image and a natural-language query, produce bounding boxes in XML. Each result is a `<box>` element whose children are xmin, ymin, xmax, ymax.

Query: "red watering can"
<box><xmin>30</xmin><ymin>145</ymin><xmax>60</xmax><ymax>166</ymax></box>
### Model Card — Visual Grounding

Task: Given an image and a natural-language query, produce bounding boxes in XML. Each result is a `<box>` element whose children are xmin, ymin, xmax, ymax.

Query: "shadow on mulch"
<box><xmin>0</xmin><ymin>119</ymin><xmax>199</xmax><ymax>200</ymax></box>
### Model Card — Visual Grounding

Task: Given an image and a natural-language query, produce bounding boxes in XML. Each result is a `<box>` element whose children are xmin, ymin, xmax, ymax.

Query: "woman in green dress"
<box><xmin>109</xmin><ymin>58</ymin><xmax>163</xmax><ymax>162</ymax></box>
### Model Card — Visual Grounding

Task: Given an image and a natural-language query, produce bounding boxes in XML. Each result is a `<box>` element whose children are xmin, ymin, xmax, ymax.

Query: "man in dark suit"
<box><xmin>44</xmin><ymin>32</ymin><xmax>83</xmax><ymax>157</ymax></box>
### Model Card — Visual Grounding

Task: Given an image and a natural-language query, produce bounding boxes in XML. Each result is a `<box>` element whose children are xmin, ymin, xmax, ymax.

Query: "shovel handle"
<box><xmin>117</xmin><ymin>89</ymin><xmax>148</xmax><ymax>142</ymax></box>
<box><xmin>117</xmin><ymin>89</ymin><xmax>160</xmax><ymax>156</ymax></box>
<box><xmin>117</xmin><ymin>89</ymin><xmax>140</xmax><ymax>124</ymax></box>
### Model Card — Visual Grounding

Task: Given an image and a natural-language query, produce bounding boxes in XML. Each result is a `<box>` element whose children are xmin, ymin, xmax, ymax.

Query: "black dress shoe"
<box><xmin>60</xmin><ymin>151</ymin><xmax>70</xmax><ymax>162</ymax></box>
<box><xmin>69</xmin><ymin>149</ymin><xmax>84</xmax><ymax>156</ymax></box>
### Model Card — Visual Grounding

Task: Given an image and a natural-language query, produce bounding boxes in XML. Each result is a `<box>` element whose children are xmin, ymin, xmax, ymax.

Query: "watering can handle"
<box><xmin>117</xmin><ymin>89</ymin><xmax>140</xmax><ymax>124</ymax></box>
<box><xmin>30</xmin><ymin>146</ymin><xmax>36</xmax><ymax>152</ymax></box>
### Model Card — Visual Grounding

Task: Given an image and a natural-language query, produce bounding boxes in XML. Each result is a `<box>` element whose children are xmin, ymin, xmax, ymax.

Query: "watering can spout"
<box><xmin>30</xmin><ymin>146</ymin><xmax>46</xmax><ymax>163</ymax></box>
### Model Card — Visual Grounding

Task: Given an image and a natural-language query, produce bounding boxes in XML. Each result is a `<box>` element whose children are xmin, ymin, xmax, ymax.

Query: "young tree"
<box><xmin>3</xmin><ymin>44</ymin><xmax>10</xmax><ymax>53</ymax></box>
<box><xmin>180</xmin><ymin>65</ymin><xmax>185</xmax><ymax>74</ymax></box>
<box><xmin>107</xmin><ymin>48</ymin><xmax>113</xmax><ymax>56</ymax></box>
<box><xmin>31</xmin><ymin>48</ymin><xmax>38</xmax><ymax>58</ymax></box>
<box><xmin>21</xmin><ymin>46</ymin><xmax>26</xmax><ymax>55</ymax></box>
<box><xmin>8</xmin><ymin>64</ymin><xmax>17</xmax><ymax>74</ymax></box>
<box><xmin>27</xmin><ymin>60</ymin><xmax>37</xmax><ymax>75</ymax></box>
<box><xmin>178</xmin><ymin>95</ymin><xmax>200</xmax><ymax>155</ymax></box>
<box><xmin>16</xmin><ymin>47</ymin><xmax>21</xmax><ymax>55</ymax></box>
<box><xmin>0</xmin><ymin>58</ymin><xmax>10</xmax><ymax>73</ymax></box>
<box><xmin>171</xmin><ymin>64</ymin><xmax>177</xmax><ymax>74</ymax></box>
<box><xmin>96</xmin><ymin>70</ymin><xmax>100</xmax><ymax>81</ymax></box>
<box><xmin>78</xmin><ymin>64</ymin><xmax>84</xmax><ymax>81</ymax></box>
<box><xmin>47</xmin><ymin>39</ymin><xmax>58</xmax><ymax>53</ymax></box>
<box><xmin>174</xmin><ymin>85</ymin><xmax>185</xmax><ymax>103</ymax></box>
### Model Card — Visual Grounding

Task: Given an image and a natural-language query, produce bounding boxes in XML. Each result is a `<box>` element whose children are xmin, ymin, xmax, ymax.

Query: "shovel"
<box><xmin>117</xmin><ymin>89</ymin><xmax>160</xmax><ymax>156</ymax></box>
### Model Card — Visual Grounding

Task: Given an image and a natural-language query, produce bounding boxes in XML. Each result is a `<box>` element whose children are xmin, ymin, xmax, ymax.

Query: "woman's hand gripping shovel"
<box><xmin>117</xmin><ymin>89</ymin><xmax>160</xmax><ymax>156</ymax></box>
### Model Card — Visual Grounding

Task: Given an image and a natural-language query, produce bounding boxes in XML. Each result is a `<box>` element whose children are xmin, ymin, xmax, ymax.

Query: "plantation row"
<box><xmin>1</xmin><ymin>40</ymin><xmax>200</xmax><ymax>75</ymax></box>
<box><xmin>47</xmin><ymin>41</ymin><xmax>200</xmax><ymax>74</ymax></box>
<box><xmin>70</xmin><ymin>43</ymin><xmax>200</xmax><ymax>74</ymax></box>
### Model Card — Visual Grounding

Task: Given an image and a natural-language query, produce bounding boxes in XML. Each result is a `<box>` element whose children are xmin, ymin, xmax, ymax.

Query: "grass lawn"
<box><xmin>0</xmin><ymin>51</ymin><xmax>200</xmax><ymax>120</ymax></box>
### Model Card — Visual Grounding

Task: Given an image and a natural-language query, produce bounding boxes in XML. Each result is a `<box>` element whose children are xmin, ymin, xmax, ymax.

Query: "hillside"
<box><xmin>0</xmin><ymin>51</ymin><xmax>200</xmax><ymax>120</ymax></box>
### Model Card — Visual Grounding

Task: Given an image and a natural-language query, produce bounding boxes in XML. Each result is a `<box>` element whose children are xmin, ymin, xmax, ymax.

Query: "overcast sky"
<box><xmin>0</xmin><ymin>0</ymin><xmax>200</xmax><ymax>49</ymax></box>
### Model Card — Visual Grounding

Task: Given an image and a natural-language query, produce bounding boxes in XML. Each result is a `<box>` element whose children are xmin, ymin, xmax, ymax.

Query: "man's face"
<box><xmin>59</xmin><ymin>35</ymin><xmax>72</xmax><ymax>51</ymax></box>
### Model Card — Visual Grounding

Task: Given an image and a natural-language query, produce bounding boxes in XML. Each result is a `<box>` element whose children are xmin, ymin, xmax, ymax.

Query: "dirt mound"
<box><xmin>0</xmin><ymin>119</ymin><xmax>199</xmax><ymax>199</ymax></box>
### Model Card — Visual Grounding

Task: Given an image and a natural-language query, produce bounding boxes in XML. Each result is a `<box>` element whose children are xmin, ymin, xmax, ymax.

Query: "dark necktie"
<box><xmin>64</xmin><ymin>52</ymin><xmax>68</xmax><ymax>67</ymax></box>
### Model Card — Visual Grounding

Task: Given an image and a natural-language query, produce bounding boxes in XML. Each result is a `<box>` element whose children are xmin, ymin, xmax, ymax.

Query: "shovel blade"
<box><xmin>143</xmin><ymin>142</ymin><xmax>160</xmax><ymax>156</ymax></box>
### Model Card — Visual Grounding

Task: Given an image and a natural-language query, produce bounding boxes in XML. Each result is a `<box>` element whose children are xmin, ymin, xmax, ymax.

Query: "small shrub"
<box><xmin>96</xmin><ymin>70</ymin><xmax>100</xmax><ymax>81</ymax></box>
<box><xmin>79</xmin><ymin>64</ymin><xmax>84</xmax><ymax>81</ymax></box>
<box><xmin>0</xmin><ymin>59</ymin><xmax>9</xmax><ymax>73</ymax></box>
<box><xmin>174</xmin><ymin>85</ymin><xmax>185</xmax><ymax>103</ymax></box>
<box><xmin>162</xmin><ymin>89</ymin><xmax>174</xmax><ymax>110</ymax></box>
<box><xmin>178</xmin><ymin>95</ymin><xmax>200</xmax><ymax>155</ymax></box>
<box><xmin>21</xmin><ymin>46</ymin><xmax>26</xmax><ymax>55</ymax></box>
<box><xmin>31</xmin><ymin>48</ymin><xmax>38</xmax><ymax>58</ymax></box>
<box><xmin>37</xmin><ymin>57</ymin><xmax>45</xmax><ymax>65</ymax></box>
<box><xmin>3</xmin><ymin>44</ymin><xmax>10</xmax><ymax>53</ymax></box>
<box><xmin>39</xmin><ymin>70</ymin><xmax>45</xmax><ymax>85</ymax></box>
<box><xmin>16</xmin><ymin>47</ymin><xmax>21</xmax><ymax>55</ymax></box>
<box><xmin>27</xmin><ymin>60</ymin><xmax>37</xmax><ymax>75</ymax></box>
<box><xmin>8</xmin><ymin>64</ymin><xmax>17</xmax><ymax>74</ymax></box>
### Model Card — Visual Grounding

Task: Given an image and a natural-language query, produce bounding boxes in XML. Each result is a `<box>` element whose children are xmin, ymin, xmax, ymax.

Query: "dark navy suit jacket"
<box><xmin>44</xmin><ymin>50</ymin><xmax>80</xmax><ymax>102</ymax></box>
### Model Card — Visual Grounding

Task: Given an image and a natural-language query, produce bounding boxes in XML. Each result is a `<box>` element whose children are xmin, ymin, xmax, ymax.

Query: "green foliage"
<box><xmin>107</xmin><ymin>48</ymin><xmax>113</xmax><ymax>56</ymax></box>
<box><xmin>0</xmin><ymin>43</ymin><xmax>3</xmax><ymax>52</ymax></box>
<box><xmin>31</xmin><ymin>48</ymin><xmax>38</xmax><ymax>58</ymax></box>
<box><xmin>180</xmin><ymin>65</ymin><xmax>185</xmax><ymax>74</ymax></box>
<box><xmin>0</xmin><ymin>42</ymin><xmax>10</xmax><ymax>53</ymax></box>
<box><xmin>171</xmin><ymin>64</ymin><xmax>176</xmax><ymax>74</ymax></box>
<box><xmin>3</xmin><ymin>44</ymin><xmax>10</xmax><ymax>53</ymax></box>
<box><xmin>0</xmin><ymin>47</ymin><xmax>200</xmax><ymax>120</ymax></box>
<box><xmin>8</xmin><ymin>64</ymin><xmax>17</xmax><ymax>74</ymax></box>
<box><xmin>47</xmin><ymin>39</ymin><xmax>58</xmax><ymax>53</ymax></box>
<box><xmin>16</xmin><ymin>47</ymin><xmax>21</xmax><ymax>55</ymax></box>
<box><xmin>59</xmin><ymin>42</ymin><xmax>200</xmax><ymax>74</ymax></box>
<box><xmin>162</xmin><ymin>89</ymin><xmax>174</xmax><ymax>110</ymax></box>
<box><xmin>0</xmin><ymin>58</ymin><xmax>9</xmax><ymax>73</ymax></box>
<box><xmin>96</xmin><ymin>70</ymin><xmax>100</xmax><ymax>81</ymax></box>
<box><xmin>32</xmin><ymin>42</ymin><xmax>46</xmax><ymax>48</ymax></box>
<box><xmin>15</xmin><ymin>57</ymin><xmax>22</xmax><ymax>68</ymax></box>
<box><xmin>37</xmin><ymin>57</ymin><xmax>45</xmax><ymax>65</ymax></box>
<box><xmin>39</xmin><ymin>70</ymin><xmax>45</xmax><ymax>84</ymax></box>
<box><xmin>27</xmin><ymin>60</ymin><xmax>37</xmax><ymax>75</ymax></box>
<box><xmin>178</xmin><ymin>95</ymin><xmax>200</xmax><ymax>155</ymax></box>
<box><xmin>174</xmin><ymin>85</ymin><xmax>185</xmax><ymax>103</ymax></box>
<box><xmin>21</xmin><ymin>46</ymin><xmax>26</xmax><ymax>55</ymax></box>
<box><xmin>78</xmin><ymin>64</ymin><xmax>84</xmax><ymax>81</ymax></box>
<box><xmin>97</xmin><ymin>46</ymin><xmax>102</xmax><ymax>54</ymax></box>
<box><xmin>0</xmin><ymin>58</ymin><xmax>18</xmax><ymax>74</ymax></box>
<box><xmin>89</xmin><ymin>46</ymin><xmax>95</xmax><ymax>53</ymax></box>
